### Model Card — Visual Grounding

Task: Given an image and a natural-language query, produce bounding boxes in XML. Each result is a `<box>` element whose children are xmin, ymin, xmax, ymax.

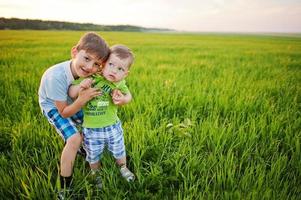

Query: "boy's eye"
<box><xmin>85</xmin><ymin>57</ymin><xmax>90</xmax><ymax>61</ymax></box>
<box><xmin>118</xmin><ymin>67</ymin><xmax>125</xmax><ymax>72</ymax></box>
<box><xmin>109</xmin><ymin>62</ymin><xmax>114</xmax><ymax>67</ymax></box>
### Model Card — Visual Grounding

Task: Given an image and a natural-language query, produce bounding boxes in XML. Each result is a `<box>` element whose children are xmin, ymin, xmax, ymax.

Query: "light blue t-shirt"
<box><xmin>38</xmin><ymin>60</ymin><xmax>75</xmax><ymax>113</ymax></box>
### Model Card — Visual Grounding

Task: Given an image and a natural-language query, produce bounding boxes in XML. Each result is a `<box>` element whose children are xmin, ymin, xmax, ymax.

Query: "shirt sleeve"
<box><xmin>44</xmin><ymin>76</ymin><xmax>68</xmax><ymax>101</ymax></box>
<box><xmin>117</xmin><ymin>80</ymin><xmax>130</xmax><ymax>94</ymax></box>
<box><xmin>72</xmin><ymin>78</ymin><xmax>82</xmax><ymax>85</ymax></box>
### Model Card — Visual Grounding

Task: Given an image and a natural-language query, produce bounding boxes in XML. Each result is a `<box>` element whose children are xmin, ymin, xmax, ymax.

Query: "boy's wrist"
<box><xmin>74</xmin><ymin>97</ymin><xmax>86</xmax><ymax>107</ymax></box>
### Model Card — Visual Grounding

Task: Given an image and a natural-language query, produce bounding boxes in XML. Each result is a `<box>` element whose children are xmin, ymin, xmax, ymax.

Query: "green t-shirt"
<box><xmin>73</xmin><ymin>75</ymin><xmax>129</xmax><ymax>128</ymax></box>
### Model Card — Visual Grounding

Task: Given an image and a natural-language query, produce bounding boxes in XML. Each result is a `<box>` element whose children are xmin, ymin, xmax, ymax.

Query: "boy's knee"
<box><xmin>66</xmin><ymin>133</ymin><xmax>82</xmax><ymax>150</ymax></box>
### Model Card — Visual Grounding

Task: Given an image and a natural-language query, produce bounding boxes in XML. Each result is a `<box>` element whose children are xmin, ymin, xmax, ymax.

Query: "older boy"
<box><xmin>38</xmin><ymin>32</ymin><xmax>110</xmax><ymax>195</ymax></box>
<box><xmin>69</xmin><ymin>45</ymin><xmax>135</xmax><ymax>187</ymax></box>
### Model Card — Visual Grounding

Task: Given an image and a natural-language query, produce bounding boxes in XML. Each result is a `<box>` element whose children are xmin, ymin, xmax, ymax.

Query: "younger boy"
<box><xmin>69</xmin><ymin>44</ymin><xmax>135</xmax><ymax>187</ymax></box>
<box><xmin>38</xmin><ymin>32</ymin><xmax>110</xmax><ymax>193</ymax></box>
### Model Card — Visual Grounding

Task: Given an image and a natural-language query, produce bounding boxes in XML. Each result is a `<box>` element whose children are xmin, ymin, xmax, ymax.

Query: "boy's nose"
<box><xmin>86</xmin><ymin>63</ymin><xmax>94</xmax><ymax>71</ymax></box>
<box><xmin>111</xmin><ymin>67</ymin><xmax>117</xmax><ymax>73</ymax></box>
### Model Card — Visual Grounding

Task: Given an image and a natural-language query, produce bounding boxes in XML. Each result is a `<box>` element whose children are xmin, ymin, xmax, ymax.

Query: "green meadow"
<box><xmin>0</xmin><ymin>30</ymin><xmax>300</xmax><ymax>199</ymax></box>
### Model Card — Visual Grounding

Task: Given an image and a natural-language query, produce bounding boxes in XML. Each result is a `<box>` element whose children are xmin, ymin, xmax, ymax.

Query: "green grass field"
<box><xmin>0</xmin><ymin>30</ymin><xmax>300</xmax><ymax>199</ymax></box>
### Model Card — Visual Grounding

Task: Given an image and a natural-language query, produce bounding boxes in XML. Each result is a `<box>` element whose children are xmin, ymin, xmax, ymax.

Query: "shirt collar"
<box><xmin>65</xmin><ymin>60</ymin><xmax>75</xmax><ymax>84</ymax></box>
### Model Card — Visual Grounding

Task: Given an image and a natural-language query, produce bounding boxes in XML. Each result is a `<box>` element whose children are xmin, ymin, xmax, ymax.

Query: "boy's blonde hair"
<box><xmin>76</xmin><ymin>32</ymin><xmax>110</xmax><ymax>62</ymax></box>
<box><xmin>110</xmin><ymin>44</ymin><xmax>134</xmax><ymax>69</ymax></box>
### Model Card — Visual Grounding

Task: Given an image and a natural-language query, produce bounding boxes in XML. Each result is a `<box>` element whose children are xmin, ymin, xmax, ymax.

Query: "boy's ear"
<box><xmin>71</xmin><ymin>46</ymin><xmax>78</xmax><ymax>58</ymax></box>
<box><xmin>124</xmin><ymin>70</ymin><xmax>129</xmax><ymax>77</ymax></box>
<box><xmin>96</xmin><ymin>66</ymin><xmax>103</xmax><ymax>75</ymax></box>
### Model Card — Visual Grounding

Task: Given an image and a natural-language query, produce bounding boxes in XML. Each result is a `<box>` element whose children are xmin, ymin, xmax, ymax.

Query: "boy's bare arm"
<box><xmin>56</xmin><ymin>87</ymin><xmax>100</xmax><ymax>118</ymax></box>
<box><xmin>68</xmin><ymin>85</ymin><xmax>80</xmax><ymax>99</ymax></box>
<box><xmin>68</xmin><ymin>78</ymin><xmax>94</xmax><ymax>99</ymax></box>
<box><xmin>112</xmin><ymin>90</ymin><xmax>132</xmax><ymax>106</ymax></box>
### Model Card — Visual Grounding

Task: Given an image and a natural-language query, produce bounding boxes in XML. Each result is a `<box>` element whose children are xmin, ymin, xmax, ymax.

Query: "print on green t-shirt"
<box><xmin>73</xmin><ymin>75</ymin><xmax>129</xmax><ymax>128</ymax></box>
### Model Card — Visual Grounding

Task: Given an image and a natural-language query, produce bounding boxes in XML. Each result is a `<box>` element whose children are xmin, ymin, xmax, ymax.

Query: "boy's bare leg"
<box><xmin>89</xmin><ymin>162</ymin><xmax>102</xmax><ymax>188</ymax></box>
<box><xmin>116</xmin><ymin>157</ymin><xmax>126</xmax><ymax>166</ymax></box>
<box><xmin>90</xmin><ymin>162</ymin><xmax>101</xmax><ymax>171</ymax></box>
<box><xmin>60</xmin><ymin>133</ymin><xmax>82</xmax><ymax>177</ymax></box>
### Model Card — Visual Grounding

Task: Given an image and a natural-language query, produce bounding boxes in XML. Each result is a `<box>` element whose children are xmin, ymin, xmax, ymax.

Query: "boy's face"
<box><xmin>102</xmin><ymin>54</ymin><xmax>129</xmax><ymax>83</ymax></box>
<box><xmin>71</xmin><ymin>47</ymin><xmax>103</xmax><ymax>78</ymax></box>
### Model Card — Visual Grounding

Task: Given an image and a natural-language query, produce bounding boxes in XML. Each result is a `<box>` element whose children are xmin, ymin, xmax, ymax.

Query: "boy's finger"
<box><xmin>91</xmin><ymin>88</ymin><xmax>102</xmax><ymax>96</ymax></box>
<box><xmin>91</xmin><ymin>88</ymin><xmax>100</xmax><ymax>92</ymax></box>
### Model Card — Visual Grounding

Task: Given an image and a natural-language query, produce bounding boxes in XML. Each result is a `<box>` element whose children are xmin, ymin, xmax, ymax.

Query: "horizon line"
<box><xmin>1</xmin><ymin>16</ymin><xmax>301</xmax><ymax>35</ymax></box>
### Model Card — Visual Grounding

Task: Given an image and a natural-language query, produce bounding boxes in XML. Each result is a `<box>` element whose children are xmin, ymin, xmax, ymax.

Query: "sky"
<box><xmin>1</xmin><ymin>0</ymin><xmax>301</xmax><ymax>32</ymax></box>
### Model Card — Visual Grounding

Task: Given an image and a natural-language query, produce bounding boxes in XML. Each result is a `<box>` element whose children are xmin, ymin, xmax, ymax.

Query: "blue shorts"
<box><xmin>43</xmin><ymin>109</ymin><xmax>83</xmax><ymax>141</ymax></box>
<box><xmin>83</xmin><ymin>122</ymin><xmax>126</xmax><ymax>164</ymax></box>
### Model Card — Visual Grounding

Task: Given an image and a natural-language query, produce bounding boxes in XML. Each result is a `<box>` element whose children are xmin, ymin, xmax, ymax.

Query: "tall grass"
<box><xmin>0</xmin><ymin>30</ymin><xmax>300</xmax><ymax>199</ymax></box>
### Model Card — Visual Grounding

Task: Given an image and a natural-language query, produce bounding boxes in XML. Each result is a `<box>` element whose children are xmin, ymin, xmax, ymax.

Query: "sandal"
<box><xmin>90</xmin><ymin>170</ymin><xmax>102</xmax><ymax>189</ymax></box>
<box><xmin>120</xmin><ymin>166</ymin><xmax>135</xmax><ymax>182</ymax></box>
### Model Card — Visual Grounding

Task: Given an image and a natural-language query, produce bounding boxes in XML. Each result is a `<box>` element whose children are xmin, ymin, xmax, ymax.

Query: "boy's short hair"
<box><xmin>110</xmin><ymin>45</ymin><xmax>134</xmax><ymax>69</ymax></box>
<box><xmin>76</xmin><ymin>32</ymin><xmax>110</xmax><ymax>62</ymax></box>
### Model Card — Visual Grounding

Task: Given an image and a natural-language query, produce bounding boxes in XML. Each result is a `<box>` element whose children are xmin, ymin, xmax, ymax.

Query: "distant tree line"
<box><xmin>0</xmin><ymin>17</ymin><xmax>172</xmax><ymax>32</ymax></box>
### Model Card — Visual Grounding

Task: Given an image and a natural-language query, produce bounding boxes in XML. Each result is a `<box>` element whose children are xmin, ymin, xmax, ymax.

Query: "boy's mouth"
<box><xmin>81</xmin><ymin>67</ymin><xmax>90</xmax><ymax>75</ymax></box>
<box><xmin>108</xmin><ymin>74</ymin><xmax>115</xmax><ymax>80</ymax></box>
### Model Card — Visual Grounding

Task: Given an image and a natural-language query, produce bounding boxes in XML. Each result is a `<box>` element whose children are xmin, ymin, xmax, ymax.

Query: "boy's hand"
<box><xmin>78</xmin><ymin>87</ymin><xmax>101</xmax><ymax>104</ymax></box>
<box><xmin>55</xmin><ymin>86</ymin><xmax>101</xmax><ymax>118</ymax></box>
<box><xmin>80</xmin><ymin>78</ymin><xmax>93</xmax><ymax>89</ymax></box>
<box><xmin>112</xmin><ymin>89</ymin><xmax>131</xmax><ymax>106</ymax></box>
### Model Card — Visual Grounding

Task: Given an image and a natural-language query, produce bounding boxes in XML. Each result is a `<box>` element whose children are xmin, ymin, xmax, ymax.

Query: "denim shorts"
<box><xmin>83</xmin><ymin>121</ymin><xmax>126</xmax><ymax>164</ymax></box>
<box><xmin>43</xmin><ymin>109</ymin><xmax>83</xmax><ymax>141</ymax></box>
